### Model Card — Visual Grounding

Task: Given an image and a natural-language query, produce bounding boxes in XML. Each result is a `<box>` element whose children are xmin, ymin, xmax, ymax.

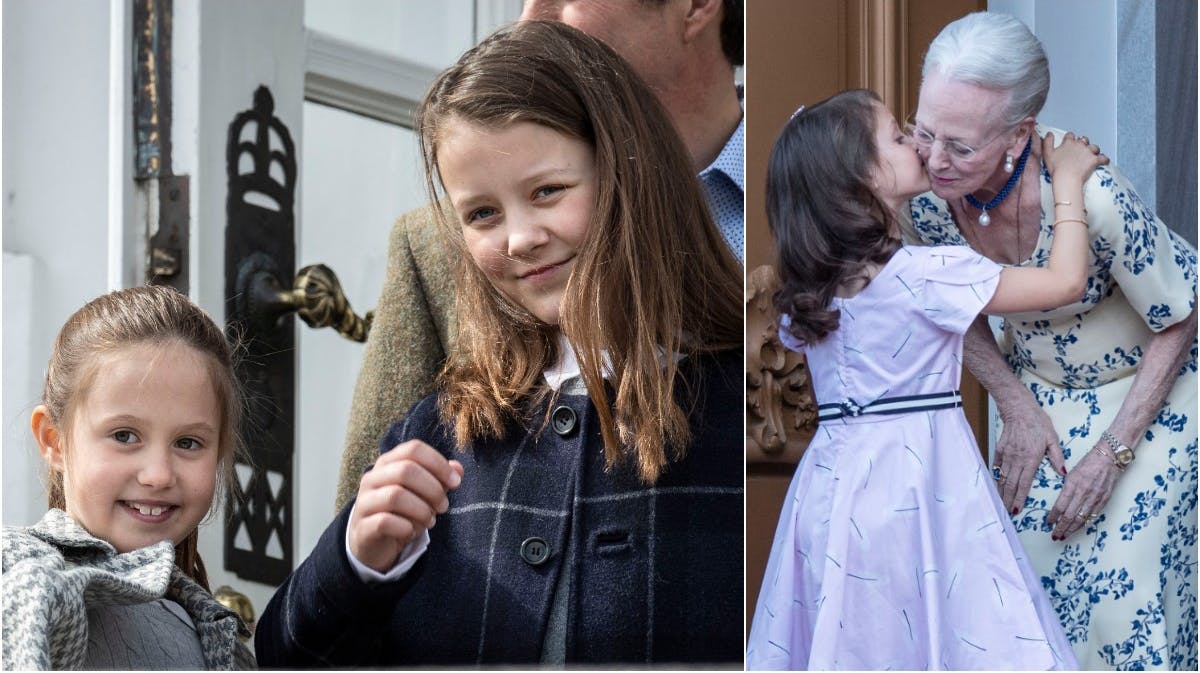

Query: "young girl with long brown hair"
<box><xmin>2</xmin><ymin>285</ymin><xmax>253</xmax><ymax>670</ymax></box>
<box><xmin>256</xmin><ymin>20</ymin><xmax>743</xmax><ymax>667</ymax></box>
<box><xmin>746</xmin><ymin>89</ymin><xmax>1105</xmax><ymax>669</ymax></box>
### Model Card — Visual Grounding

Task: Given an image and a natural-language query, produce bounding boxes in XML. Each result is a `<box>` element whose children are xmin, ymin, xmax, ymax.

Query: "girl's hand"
<box><xmin>348</xmin><ymin>439</ymin><xmax>464</xmax><ymax>573</ymax></box>
<box><xmin>1044</xmin><ymin>442</ymin><xmax>1121</xmax><ymax>541</ymax></box>
<box><xmin>1042</xmin><ymin>131</ymin><xmax>1108</xmax><ymax>185</ymax></box>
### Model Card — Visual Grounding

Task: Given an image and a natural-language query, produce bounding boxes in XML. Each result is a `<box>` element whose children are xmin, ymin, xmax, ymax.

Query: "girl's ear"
<box><xmin>31</xmin><ymin>405</ymin><xmax>65</xmax><ymax>471</ymax></box>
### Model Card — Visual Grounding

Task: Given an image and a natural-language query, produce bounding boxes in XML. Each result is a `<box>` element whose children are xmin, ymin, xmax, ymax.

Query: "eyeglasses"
<box><xmin>904</xmin><ymin>121</ymin><xmax>1011</xmax><ymax>163</ymax></box>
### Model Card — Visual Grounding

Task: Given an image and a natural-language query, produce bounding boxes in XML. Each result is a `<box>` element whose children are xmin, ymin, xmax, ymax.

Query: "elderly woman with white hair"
<box><xmin>903</xmin><ymin>11</ymin><xmax>1197</xmax><ymax>670</ymax></box>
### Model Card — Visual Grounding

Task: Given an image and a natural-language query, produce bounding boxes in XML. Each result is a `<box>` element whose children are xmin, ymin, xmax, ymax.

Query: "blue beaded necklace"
<box><xmin>964</xmin><ymin>137</ymin><xmax>1032</xmax><ymax>226</ymax></box>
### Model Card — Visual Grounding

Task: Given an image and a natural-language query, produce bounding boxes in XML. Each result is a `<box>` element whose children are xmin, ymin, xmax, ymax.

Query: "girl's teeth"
<box><xmin>133</xmin><ymin>504</ymin><xmax>166</xmax><ymax>516</ymax></box>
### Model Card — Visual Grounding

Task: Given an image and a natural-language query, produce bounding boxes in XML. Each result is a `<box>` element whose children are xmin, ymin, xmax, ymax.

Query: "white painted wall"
<box><xmin>2</xmin><ymin>0</ymin><xmax>112</xmax><ymax>526</ymax></box>
<box><xmin>988</xmin><ymin>0</ymin><xmax>1121</xmax><ymax>174</ymax></box>
<box><xmin>3</xmin><ymin>252</ymin><xmax>41</xmax><ymax>527</ymax></box>
<box><xmin>1113</xmin><ymin>0</ymin><xmax>1157</xmax><ymax>211</ymax></box>
<box><xmin>306</xmin><ymin>0</ymin><xmax>479</xmax><ymax>68</ymax></box>
<box><xmin>1030</xmin><ymin>1</ymin><xmax>1118</xmax><ymax>162</ymax></box>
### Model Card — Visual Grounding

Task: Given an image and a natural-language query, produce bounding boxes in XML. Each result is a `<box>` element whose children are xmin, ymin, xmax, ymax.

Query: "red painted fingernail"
<box><xmin>1011</xmin><ymin>507</ymin><xmax>1019</xmax><ymax>515</ymax></box>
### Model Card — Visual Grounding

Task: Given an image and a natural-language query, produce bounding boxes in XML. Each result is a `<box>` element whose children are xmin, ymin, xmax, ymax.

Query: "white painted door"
<box><xmin>0</xmin><ymin>0</ymin><xmax>519</xmax><ymax>621</ymax></box>
<box><xmin>181</xmin><ymin>0</ymin><xmax>522</xmax><ymax>618</ymax></box>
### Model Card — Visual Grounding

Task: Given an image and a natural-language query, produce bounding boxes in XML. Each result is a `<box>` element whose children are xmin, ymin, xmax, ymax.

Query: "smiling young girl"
<box><xmin>745</xmin><ymin>90</ymin><xmax>1105</xmax><ymax>670</ymax></box>
<box><xmin>255</xmin><ymin>20</ymin><xmax>744</xmax><ymax>667</ymax></box>
<box><xmin>2</xmin><ymin>285</ymin><xmax>252</xmax><ymax>670</ymax></box>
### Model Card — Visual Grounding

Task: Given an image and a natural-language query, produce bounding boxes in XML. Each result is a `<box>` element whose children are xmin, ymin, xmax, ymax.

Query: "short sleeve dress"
<box><xmin>907</xmin><ymin>127</ymin><xmax>1198</xmax><ymax>671</ymax></box>
<box><xmin>746</xmin><ymin>246</ymin><xmax>1077</xmax><ymax>670</ymax></box>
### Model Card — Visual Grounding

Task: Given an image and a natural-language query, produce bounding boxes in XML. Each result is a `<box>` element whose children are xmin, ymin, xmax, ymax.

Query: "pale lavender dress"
<box><xmin>746</xmin><ymin>245</ymin><xmax>1078</xmax><ymax>670</ymax></box>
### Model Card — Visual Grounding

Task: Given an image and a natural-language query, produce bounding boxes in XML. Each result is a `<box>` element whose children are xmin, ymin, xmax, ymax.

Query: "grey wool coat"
<box><xmin>1</xmin><ymin>509</ymin><xmax>254</xmax><ymax>670</ymax></box>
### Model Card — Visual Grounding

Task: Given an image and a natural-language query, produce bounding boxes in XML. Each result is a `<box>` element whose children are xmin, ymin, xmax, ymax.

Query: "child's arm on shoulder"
<box><xmin>984</xmin><ymin>131</ymin><xmax>1108</xmax><ymax>314</ymax></box>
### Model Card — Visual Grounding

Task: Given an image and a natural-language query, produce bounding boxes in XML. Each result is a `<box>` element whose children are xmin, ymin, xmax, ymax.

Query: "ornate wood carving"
<box><xmin>745</xmin><ymin>264</ymin><xmax>818</xmax><ymax>465</ymax></box>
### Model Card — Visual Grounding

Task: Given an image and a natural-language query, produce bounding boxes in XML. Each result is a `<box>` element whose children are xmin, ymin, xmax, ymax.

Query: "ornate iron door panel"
<box><xmin>223</xmin><ymin>86</ymin><xmax>297</xmax><ymax>584</ymax></box>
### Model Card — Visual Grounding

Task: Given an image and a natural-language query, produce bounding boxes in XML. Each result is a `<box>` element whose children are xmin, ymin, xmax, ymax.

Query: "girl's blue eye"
<box><xmin>175</xmin><ymin>437</ymin><xmax>203</xmax><ymax>451</ymax></box>
<box><xmin>535</xmin><ymin>185</ymin><xmax>564</xmax><ymax>199</ymax></box>
<box><xmin>467</xmin><ymin>207</ymin><xmax>498</xmax><ymax>223</ymax></box>
<box><xmin>112</xmin><ymin>430</ymin><xmax>137</xmax><ymax>444</ymax></box>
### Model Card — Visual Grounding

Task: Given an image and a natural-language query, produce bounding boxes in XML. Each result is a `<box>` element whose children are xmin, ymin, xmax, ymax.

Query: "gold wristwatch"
<box><xmin>1101</xmin><ymin>430</ymin><xmax>1134</xmax><ymax>469</ymax></box>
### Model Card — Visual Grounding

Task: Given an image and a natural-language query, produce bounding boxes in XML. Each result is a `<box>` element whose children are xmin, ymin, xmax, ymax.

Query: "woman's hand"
<box><xmin>1045</xmin><ymin>442</ymin><xmax>1121</xmax><ymax>540</ymax></box>
<box><xmin>1042</xmin><ymin>131</ymin><xmax>1108</xmax><ymax>185</ymax></box>
<box><xmin>964</xmin><ymin>317</ymin><xmax>1067</xmax><ymax>513</ymax></box>
<box><xmin>994</xmin><ymin>395</ymin><xmax>1066</xmax><ymax>514</ymax></box>
<box><xmin>348</xmin><ymin>439</ymin><xmax>464</xmax><ymax>573</ymax></box>
<box><xmin>1048</xmin><ymin>309</ymin><xmax>1198</xmax><ymax>540</ymax></box>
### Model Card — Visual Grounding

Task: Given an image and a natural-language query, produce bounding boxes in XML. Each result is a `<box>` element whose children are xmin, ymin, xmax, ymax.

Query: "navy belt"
<box><xmin>818</xmin><ymin>390</ymin><xmax>963</xmax><ymax>421</ymax></box>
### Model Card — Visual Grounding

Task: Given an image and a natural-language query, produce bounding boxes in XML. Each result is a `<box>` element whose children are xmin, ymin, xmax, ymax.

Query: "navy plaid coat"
<box><xmin>255</xmin><ymin>349</ymin><xmax>743</xmax><ymax>666</ymax></box>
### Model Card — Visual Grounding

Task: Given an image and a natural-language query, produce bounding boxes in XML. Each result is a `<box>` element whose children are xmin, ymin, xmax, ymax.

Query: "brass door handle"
<box><xmin>246</xmin><ymin>263</ymin><xmax>373</xmax><ymax>342</ymax></box>
<box><xmin>214</xmin><ymin>585</ymin><xmax>256</xmax><ymax>639</ymax></box>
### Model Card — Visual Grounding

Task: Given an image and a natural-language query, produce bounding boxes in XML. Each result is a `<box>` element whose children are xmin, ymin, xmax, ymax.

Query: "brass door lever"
<box><xmin>246</xmin><ymin>263</ymin><xmax>373</xmax><ymax>342</ymax></box>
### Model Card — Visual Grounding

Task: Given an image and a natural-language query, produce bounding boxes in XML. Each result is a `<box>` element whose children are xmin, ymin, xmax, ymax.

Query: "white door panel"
<box><xmin>294</xmin><ymin>102</ymin><xmax>427</xmax><ymax>557</ymax></box>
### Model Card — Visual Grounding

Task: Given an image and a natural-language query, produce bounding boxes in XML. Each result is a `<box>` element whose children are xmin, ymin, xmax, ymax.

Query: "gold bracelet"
<box><xmin>1054</xmin><ymin>200</ymin><xmax>1072</xmax><ymax>207</ymax></box>
<box><xmin>1052</xmin><ymin>218</ymin><xmax>1088</xmax><ymax>228</ymax></box>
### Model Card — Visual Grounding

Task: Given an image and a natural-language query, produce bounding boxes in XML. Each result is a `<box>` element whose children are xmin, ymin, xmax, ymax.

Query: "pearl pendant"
<box><xmin>978</xmin><ymin>210</ymin><xmax>991</xmax><ymax>226</ymax></box>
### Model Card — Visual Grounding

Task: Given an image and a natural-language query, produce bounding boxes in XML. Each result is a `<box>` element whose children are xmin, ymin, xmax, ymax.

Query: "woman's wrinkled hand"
<box><xmin>993</xmin><ymin>394</ymin><xmax>1066</xmax><ymax>515</ymax></box>
<box><xmin>1045</xmin><ymin>442</ymin><xmax>1121</xmax><ymax>540</ymax></box>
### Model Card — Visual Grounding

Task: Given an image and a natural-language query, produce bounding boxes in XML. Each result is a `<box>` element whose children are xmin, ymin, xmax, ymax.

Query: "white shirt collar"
<box><xmin>543</xmin><ymin>333</ymin><xmax>607</xmax><ymax>393</ymax></box>
<box><xmin>542</xmin><ymin>334</ymin><xmax>686</xmax><ymax>393</ymax></box>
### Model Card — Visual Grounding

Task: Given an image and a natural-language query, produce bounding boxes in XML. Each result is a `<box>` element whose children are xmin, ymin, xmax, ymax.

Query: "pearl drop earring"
<box><xmin>1004</xmin><ymin>154</ymin><xmax>1015</xmax><ymax>174</ymax></box>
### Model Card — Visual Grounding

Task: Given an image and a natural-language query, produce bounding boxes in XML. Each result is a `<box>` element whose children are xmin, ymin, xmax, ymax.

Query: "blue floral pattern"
<box><xmin>907</xmin><ymin>127</ymin><xmax>1198</xmax><ymax>671</ymax></box>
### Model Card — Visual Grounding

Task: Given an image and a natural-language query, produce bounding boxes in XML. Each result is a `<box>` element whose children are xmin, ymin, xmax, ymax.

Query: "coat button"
<box><xmin>520</xmin><ymin>537</ymin><xmax>550</xmax><ymax>566</ymax></box>
<box><xmin>551</xmin><ymin>405</ymin><xmax>577</xmax><ymax>436</ymax></box>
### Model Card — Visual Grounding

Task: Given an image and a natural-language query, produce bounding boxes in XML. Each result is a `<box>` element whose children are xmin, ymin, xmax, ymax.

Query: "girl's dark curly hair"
<box><xmin>768</xmin><ymin>89</ymin><xmax>901</xmax><ymax>345</ymax></box>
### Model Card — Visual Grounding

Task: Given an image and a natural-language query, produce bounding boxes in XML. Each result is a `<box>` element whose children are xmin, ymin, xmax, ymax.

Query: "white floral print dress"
<box><xmin>906</xmin><ymin>127</ymin><xmax>1198</xmax><ymax>671</ymax></box>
